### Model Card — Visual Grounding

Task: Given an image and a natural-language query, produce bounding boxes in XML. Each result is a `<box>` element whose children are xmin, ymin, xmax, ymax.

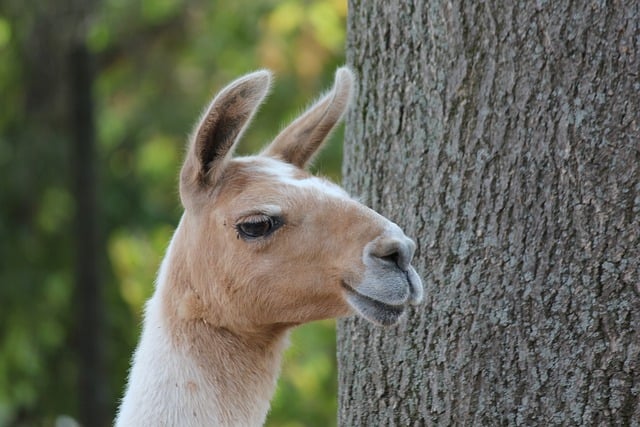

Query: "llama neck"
<box><xmin>116</xmin><ymin>225</ymin><xmax>290</xmax><ymax>427</ymax></box>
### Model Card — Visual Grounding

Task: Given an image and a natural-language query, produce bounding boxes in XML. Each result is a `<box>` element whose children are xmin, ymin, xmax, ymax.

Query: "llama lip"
<box><xmin>341</xmin><ymin>282</ymin><xmax>405</xmax><ymax>326</ymax></box>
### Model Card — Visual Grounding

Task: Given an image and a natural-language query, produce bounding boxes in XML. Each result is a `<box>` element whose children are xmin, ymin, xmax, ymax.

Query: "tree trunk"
<box><xmin>70</xmin><ymin>43</ymin><xmax>108</xmax><ymax>427</ymax></box>
<box><xmin>337</xmin><ymin>1</ymin><xmax>639</xmax><ymax>425</ymax></box>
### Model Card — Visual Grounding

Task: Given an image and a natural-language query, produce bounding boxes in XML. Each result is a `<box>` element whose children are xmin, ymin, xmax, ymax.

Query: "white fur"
<box><xmin>237</xmin><ymin>156</ymin><xmax>351</xmax><ymax>200</ymax></box>
<box><xmin>115</xmin><ymin>223</ymin><xmax>223</xmax><ymax>426</ymax></box>
<box><xmin>115</xmin><ymin>219</ymin><xmax>277</xmax><ymax>427</ymax></box>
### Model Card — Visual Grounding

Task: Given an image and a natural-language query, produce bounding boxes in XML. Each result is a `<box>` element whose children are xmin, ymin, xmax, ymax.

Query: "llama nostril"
<box><xmin>371</xmin><ymin>236</ymin><xmax>414</xmax><ymax>270</ymax></box>
<box><xmin>379</xmin><ymin>251</ymin><xmax>400</xmax><ymax>266</ymax></box>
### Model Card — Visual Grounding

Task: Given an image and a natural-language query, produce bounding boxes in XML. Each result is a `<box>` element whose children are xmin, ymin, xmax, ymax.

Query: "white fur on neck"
<box><xmin>116</xmin><ymin>220</ymin><xmax>287</xmax><ymax>427</ymax></box>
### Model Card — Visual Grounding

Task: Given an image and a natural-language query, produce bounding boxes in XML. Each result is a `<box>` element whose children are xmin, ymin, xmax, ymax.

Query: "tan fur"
<box><xmin>166</xmin><ymin>164</ymin><xmax>387</xmax><ymax>324</ymax></box>
<box><xmin>116</xmin><ymin>68</ymin><xmax>422</xmax><ymax>427</ymax></box>
<box><xmin>262</xmin><ymin>67</ymin><xmax>353</xmax><ymax>167</ymax></box>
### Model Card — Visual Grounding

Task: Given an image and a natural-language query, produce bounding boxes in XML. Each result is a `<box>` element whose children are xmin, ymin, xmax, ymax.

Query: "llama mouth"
<box><xmin>341</xmin><ymin>283</ymin><xmax>405</xmax><ymax>326</ymax></box>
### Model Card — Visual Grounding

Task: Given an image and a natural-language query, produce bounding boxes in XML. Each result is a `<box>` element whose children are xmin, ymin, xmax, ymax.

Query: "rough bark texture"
<box><xmin>337</xmin><ymin>1</ymin><xmax>639</xmax><ymax>425</ymax></box>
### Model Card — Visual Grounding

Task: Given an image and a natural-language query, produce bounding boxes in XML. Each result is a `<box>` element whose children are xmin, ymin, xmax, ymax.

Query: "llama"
<box><xmin>115</xmin><ymin>67</ymin><xmax>423</xmax><ymax>427</ymax></box>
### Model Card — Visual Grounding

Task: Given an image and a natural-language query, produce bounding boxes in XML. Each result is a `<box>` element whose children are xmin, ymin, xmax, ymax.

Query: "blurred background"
<box><xmin>0</xmin><ymin>0</ymin><xmax>346</xmax><ymax>426</ymax></box>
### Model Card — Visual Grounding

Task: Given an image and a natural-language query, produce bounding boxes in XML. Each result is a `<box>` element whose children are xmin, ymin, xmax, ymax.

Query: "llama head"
<box><xmin>173</xmin><ymin>67</ymin><xmax>423</xmax><ymax>330</ymax></box>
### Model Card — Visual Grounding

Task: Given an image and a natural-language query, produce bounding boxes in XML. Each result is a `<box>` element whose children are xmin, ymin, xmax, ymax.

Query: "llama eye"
<box><xmin>236</xmin><ymin>216</ymin><xmax>282</xmax><ymax>240</ymax></box>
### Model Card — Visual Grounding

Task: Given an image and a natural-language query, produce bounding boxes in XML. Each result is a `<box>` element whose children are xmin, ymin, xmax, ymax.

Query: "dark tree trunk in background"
<box><xmin>338</xmin><ymin>0</ymin><xmax>639</xmax><ymax>425</ymax></box>
<box><xmin>70</xmin><ymin>43</ymin><xmax>107</xmax><ymax>427</ymax></box>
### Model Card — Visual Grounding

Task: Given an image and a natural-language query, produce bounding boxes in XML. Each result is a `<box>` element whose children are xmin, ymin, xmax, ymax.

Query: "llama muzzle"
<box><xmin>344</xmin><ymin>226</ymin><xmax>424</xmax><ymax>326</ymax></box>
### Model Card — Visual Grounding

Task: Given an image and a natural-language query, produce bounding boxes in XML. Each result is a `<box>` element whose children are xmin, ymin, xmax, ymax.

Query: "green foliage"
<box><xmin>268</xmin><ymin>320</ymin><xmax>339</xmax><ymax>427</ymax></box>
<box><xmin>0</xmin><ymin>0</ymin><xmax>346</xmax><ymax>425</ymax></box>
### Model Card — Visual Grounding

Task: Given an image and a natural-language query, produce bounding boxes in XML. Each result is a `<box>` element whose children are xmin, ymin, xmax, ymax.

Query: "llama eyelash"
<box><xmin>234</xmin><ymin>215</ymin><xmax>284</xmax><ymax>241</ymax></box>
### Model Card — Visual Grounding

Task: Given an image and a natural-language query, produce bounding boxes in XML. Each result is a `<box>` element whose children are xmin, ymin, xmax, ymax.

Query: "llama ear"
<box><xmin>262</xmin><ymin>67</ymin><xmax>354</xmax><ymax>169</ymax></box>
<box><xmin>180</xmin><ymin>70</ymin><xmax>272</xmax><ymax>204</ymax></box>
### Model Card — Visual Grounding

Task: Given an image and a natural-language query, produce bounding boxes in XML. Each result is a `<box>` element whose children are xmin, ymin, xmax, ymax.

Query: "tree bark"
<box><xmin>337</xmin><ymin>0</ymin><xmax>639</xmax><ymax>425</ymax></box>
